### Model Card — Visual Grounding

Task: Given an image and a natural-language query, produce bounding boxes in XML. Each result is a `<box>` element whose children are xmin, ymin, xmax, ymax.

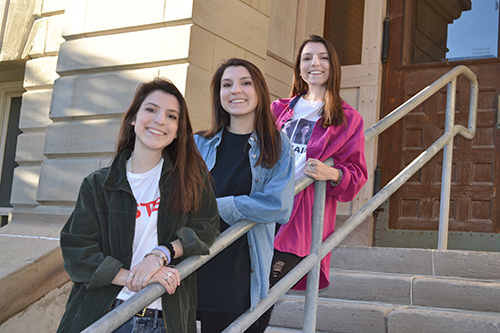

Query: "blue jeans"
<box><xmin>113</xmin><ymin>314</ymin><xmax>166</xmax><ymax>333</ymax></box>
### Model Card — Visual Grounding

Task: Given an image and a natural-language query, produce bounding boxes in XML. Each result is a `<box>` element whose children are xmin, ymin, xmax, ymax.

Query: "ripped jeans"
<box><xmin>254</xmin><ymin>249</ymin><xmax>302</xmax><ymax>333</ymax></box>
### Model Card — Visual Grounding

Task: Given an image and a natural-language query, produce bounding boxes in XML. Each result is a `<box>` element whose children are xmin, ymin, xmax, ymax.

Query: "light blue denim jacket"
<box><xmin>194</xmin><ymin>128</ymin><xmax>294</xmax><ymax>310</ymax></box>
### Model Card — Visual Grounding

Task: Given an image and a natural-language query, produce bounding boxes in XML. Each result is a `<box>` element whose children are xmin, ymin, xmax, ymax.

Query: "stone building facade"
<box><xmin>0</xmin><ymin>0</ymin><xmax>386</xmax><ymax>330</ymax></box>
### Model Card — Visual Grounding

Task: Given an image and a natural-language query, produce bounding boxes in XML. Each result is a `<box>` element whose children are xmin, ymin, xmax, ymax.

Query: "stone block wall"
<box><xmin>3</xmin><ymin>0</ymin><xmax>65</xmax><ymax>214</ymax></box>
<box><xmin>34</xmin><ymin>0</ymin><xmax>272</xmax><ymax>216</ymax></box>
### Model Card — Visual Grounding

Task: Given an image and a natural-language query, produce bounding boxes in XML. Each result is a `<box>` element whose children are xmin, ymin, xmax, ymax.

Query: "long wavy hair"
<box><xmin>116</xmin><ymin>78</ymin><xmax>207</xmax><ymax>214</ymax></box>
<box><xmin>201</xmin><ymin>58</ymin><xmax>282</xmax><ymax>168</ymax></box>
<box><xmin>291</xmin><ymin>35</ymin><xmax>345</xmax><ymax>127</ymax></box>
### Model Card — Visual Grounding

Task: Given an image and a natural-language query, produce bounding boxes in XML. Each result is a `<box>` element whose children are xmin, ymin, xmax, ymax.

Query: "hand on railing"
<box><xmin>148</xmin><ymin>266</ymin><xmax>180</xmax><ymax>295</ymax></box>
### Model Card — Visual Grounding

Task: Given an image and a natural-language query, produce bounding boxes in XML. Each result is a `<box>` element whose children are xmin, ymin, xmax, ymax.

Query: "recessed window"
<box><xmin>412</xmin><ymin>0</ymin><xmax>499</xmax><ymax>63</ymax></box>
<box><xmin>0</xmin><ymin>96</ymin><xmax>21</xmax><ymax>227</ymax></box>
<box><xmin>324</xmin><ymin>0</ymin><xmax>365</xmax><ymax>65</ymax></box>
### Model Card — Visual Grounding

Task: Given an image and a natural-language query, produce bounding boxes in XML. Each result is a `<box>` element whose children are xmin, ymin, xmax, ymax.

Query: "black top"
<box><xmin>197</xmin><ymin>128</ymin><xmax>253</xmax><ymax>313</ymax></box>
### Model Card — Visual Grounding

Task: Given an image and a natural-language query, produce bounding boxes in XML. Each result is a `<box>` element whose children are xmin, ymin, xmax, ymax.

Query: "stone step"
<box><xmin>309</xmin><ymin>270</ymin><xmax>500</xmax><ymax>313</ymax></box>
<box><xmin>330</xmin><ymin>246</ymin><xmax>500</xmax><ymax>281</ymax></box>
<box><xmin>288</xmin><ymin>270</ymin><xmax>500</xmax><ymax>314</ymax></box>
<box><xmin>269</xmin><ymin>295</ymin><xmax>500</xmax><ymax>333</ymax></box>
<box><xmin>387</xmin><ymin>307</ymin><xmax>500</xmax><ymax>333</ymax></box>
<box><xmin>269</xmin><ymin>295</ymin><xmax>395</xmax><ymax>333</ymax></box>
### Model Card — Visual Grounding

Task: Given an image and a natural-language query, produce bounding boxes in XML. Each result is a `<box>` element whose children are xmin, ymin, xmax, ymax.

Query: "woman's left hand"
<box><xmin>303</xmin><ymin>158</ymin><xmax>341</xmax><ymax>182</ymax></box>
<box><xmin>149</xmin><ymin>266</ymin><xmax>181</xmax><ymax>295</ymax></box>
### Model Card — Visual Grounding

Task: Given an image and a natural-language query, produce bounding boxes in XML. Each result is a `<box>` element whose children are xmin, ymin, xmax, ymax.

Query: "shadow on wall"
<box><xmin>36</xmin><ymin>47</ymin><xmax>192</xmax><ymax>208</ymax></box>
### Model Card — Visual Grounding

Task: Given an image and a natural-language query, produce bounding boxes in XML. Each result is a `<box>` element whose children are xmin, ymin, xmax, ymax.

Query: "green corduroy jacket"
<box><xmin>57</xmin><ymin>149</ymin><xmax>219</xmax><ymax>333</ymax></box>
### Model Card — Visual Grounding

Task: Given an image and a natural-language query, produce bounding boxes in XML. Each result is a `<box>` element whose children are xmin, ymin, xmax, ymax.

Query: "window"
<box><xmin>412</xmin><ymin>0</ymin><xmax>499</xmax><ymax>63</ymax></box>
<box><xmin>324</xmin><ymin>0</ymin><xmax>365</xmax><ymax>65</ymax></box>
<box><xmin>0</xmin><ymin>84</ymin><xmax>23</xmax><ymax>227</ymax></box>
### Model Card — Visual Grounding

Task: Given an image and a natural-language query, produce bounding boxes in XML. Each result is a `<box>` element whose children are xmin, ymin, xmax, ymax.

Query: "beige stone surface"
<box><xmin>183</xmin><ymin>64</ymin><xmax>212</xmax><ymax>132</ymax></box>
<box><xmin>57</xmin><ymin>25</ymin><xmax>191</xmax><ymax>73</ymax></box>
<box><xmin>362</xmin><ymin>0</ymin><xmax>387</xmax><ymax>64</ymax></box>
<box><xmin>10</xmin><ymin>166</ymin><xmax>41</xmax><ymax>207</ymax></box>
<box><xmin>60</xmin><ymin>0</ymin><xmax>86</xmax><ymax>38</ymax></box>
<box><xmin>85</xmin><ymin>0</ymin><xmax>167</xmax><ymax>33</ymax></box>
<box><xmin>45</xmin><ymin>15</ymin><xmax>65</xmax><ymax>56</ymax></box>
<box><xmin>337</xmin><ymin>215</ymin><xmax>373</xmax><ymax>247</ymax></box>
<box><xmin>189</xmin><ymin>25</ymin><xmax>216</xmax><ymax>73</ymax></box>
<box><xmin>0</xmin><ymin>224</ymin><xmax>68</xmax><ymax>324</ymax></box>
<box><xmin>241</xmin><ymin>0</ymin><xmax>271</xmax><ymax>15</ymax></box>
<box><xmin>295</xmin><ymin>0</ymin><xmax>325</xmax><ymax>45</ymax></box>
<box><xmin>44</xmin><ymin>119</ymin><xmax>120</xmax><ymax>157</ymax></box>
<box><xmin>18</xmin><ymin>89</ymin><xmax>52</xmax><ymax>129</ymax></box>
<box><xmin>15</xmin><ymin>132</ymin><xmax>46</xmax><ymax>162</ymax></box>
<box><xmin>341</xmin><ymin>64</ymin><xmax>380</xmax><ymax>88</ymax></box>
<box><xmin>51</xmin><ymin>71</ymin><xmax>148</xmax><ymax>119</ymax></box>
<box><xmin>41</xmin><ymin>0</ymin><xmax>65</xmax><ymax>15</ymax></box>
<box><xmin>266</xmin><ymin>75</ymin><xmax>290</xmax><ymax>101</ymax></box>
<box><xmin>36</xmin><ymin>158</ymin><xmax>105</xmax><ymax>204</ymax></box>
<box><xmin>0</xmin><ymin>281</ymin><xmax>71</xmax><ymax>333</ymax></box>
<box><xmin>212</xmin><ymin>36</ymin><xmax>246</xmax><ymax>69</ymax></box>
<box><xmin>24</xmin><ymin>56</ymin><xmax>59</xmax><ymax>88</ymax></box>
<box><xmin>50</xmin><ymin>65</ymin><xmax>189</xmax><ymax>120</ymax></box>
<box><xmin>267</xmin><ymin>0</ymin><xmax>297</xmax><ymax>63</ymax></box>
<box><xmin>340</xmin><ymin>87</ymin><xmax>360</xmax><ymax>110</ymax></box>
<box><xmin>193</xmin><ymin>0</ymin><xmax>269</xmax><ymax>58</ymax></box>
<box><xmin>22</xmin><ymin>17</ymin><xmax>47</xmax><ymax>58</ymax></box>
<box><xmin>265</xmin><ymin>56</ymin><xmax>293</xmax><ymax>87</ymax></box>
<box><xmin>0</xmin><ymin>68</ymin><xmax>26</xmax><ymax>83</ymax></box>
<box><xmin>244</xmin><ymin>52</ymin><xmax>266</xmax><ymax>74</ymax></box>
<box><xmin>157</xmin><ymin>63</ymin><xmax>190</xmax><ymax>95</ymax></box>
<box><xmin>164</xmin><ymin>0</ymin><xmax>194</xmax><ymax>22</ymax></box>
<box><xmin>0</xmin><ymin>0</ymin><xmax>39</xmax><ymax>61</ymax></box>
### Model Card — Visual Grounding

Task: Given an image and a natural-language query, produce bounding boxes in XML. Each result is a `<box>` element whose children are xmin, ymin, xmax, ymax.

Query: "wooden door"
<box><xmin>379</xmin><ymin>0</ymin><xmax>500</xmax><ymax>234</ymax></box>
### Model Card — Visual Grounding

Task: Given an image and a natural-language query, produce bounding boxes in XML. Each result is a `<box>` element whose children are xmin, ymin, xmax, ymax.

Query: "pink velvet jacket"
<box><xmin>272</xmin><ymin>96</ymin><xmax>368</xmax><ymax>290</ymax></box>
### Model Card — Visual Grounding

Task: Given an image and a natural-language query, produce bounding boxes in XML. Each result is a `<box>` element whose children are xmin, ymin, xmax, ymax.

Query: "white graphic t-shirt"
<box><xmin>117</xmin><ymin>158</ymin><xmax>163</xmax><ymax>310</ymax></box>
<box><xmin>280</xmin><ymin>97</ymin><xmax>323</xmax><ymax>179</ymax></box>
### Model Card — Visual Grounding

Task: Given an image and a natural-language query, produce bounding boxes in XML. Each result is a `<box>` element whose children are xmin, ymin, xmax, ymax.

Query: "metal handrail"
<box><xmin>83</xmin><ymin>65</ymin><xmax>478</xmax><ymax>332</ymax></box>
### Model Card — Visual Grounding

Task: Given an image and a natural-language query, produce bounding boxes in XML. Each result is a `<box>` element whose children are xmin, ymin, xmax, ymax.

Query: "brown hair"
<box><xmin>116</xmin><ymin>77</ymin><xmax>207</xmax><ymax>214</ymax></box>
<box><xmin>201</xmin><ymin>58</ymin><xmax>281</xmax><ymax>168</ymax></box>
<box><xmin>291</xmin><ymin>35</ymin><xmax>345</xmax><ymax>127</ymax></box>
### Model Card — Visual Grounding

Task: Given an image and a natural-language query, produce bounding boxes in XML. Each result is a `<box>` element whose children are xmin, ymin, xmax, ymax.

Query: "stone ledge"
<box><xmin>387</xmin><ymin>307</ymin><xmax>500</xmax><ymax>333</ymax></box>
<box><xmin>413</xmin><ymin>277</ymin><xmax>500</xmax><ymax>313</ymax></box>
<box><xmin>0</xmin><ymin>219</ymin><xmax>68</xmax><ymax>324</ymax></box>
<box><xmin>270</xmin><ymin>296</ymin><xmax>395</xmax><ymax>332</ymax></box>
<box><xmin>0</xmin><ymin>281</ymin><xmax>71</xmax><ymax>332</ymax></box>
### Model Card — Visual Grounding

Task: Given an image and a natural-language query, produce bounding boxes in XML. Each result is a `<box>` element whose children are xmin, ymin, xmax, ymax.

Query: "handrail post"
<box><xmin>302</xmin><ymin>180</ymin><xmax>326</xmax><ymax>332</ymax></box>
<box><xmin>438</xmin><ymin>78</ymin><xmax>457</xmax><ymax>250</ymax></box>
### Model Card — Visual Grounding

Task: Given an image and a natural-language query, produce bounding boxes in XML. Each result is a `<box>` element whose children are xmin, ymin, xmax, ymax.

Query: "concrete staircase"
<box><xmin>266</xmin><ymin>246</ymin><xmax>500</xmax><ymax>333</ymax></box>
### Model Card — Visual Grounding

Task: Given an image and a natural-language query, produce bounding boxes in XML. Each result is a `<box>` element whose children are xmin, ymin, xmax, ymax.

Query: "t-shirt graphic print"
<box><xmin>280</xmin><ymin>97</ymin><xmax>323</xmax><ymax>179</ymax></box>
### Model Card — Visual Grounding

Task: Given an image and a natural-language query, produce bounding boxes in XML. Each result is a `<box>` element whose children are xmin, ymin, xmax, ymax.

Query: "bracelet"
<box><xmin>153</xmin><ymin>246</ymin><xmax>171</xmax><ymax>266</ymax></box>
<box><xmin>165</xmin><ymin>243</ymin><xmax>176</xmax><ymax>261</ymax></box>
<box><xmin>144</xmin><ymin>252</ymin><xmax>165</xmax><ymax>267</ymax></box>
<box><xmin>329</xmin><ymin>169</ymin><xmax>343</xmax><ymax>187</ymax></box>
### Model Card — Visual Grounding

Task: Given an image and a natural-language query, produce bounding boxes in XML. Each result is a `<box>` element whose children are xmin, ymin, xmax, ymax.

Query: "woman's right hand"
<box><xmin>126</xmin><ymin>254</ymin><xmax>164</xmax><ymax>292</ymax></box>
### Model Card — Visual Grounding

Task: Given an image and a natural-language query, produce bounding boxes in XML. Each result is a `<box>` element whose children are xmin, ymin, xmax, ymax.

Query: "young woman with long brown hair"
<box><xmin>58</xmin><ymin>78</ymin><xmax>219</xmax><ymax>333</ymax></box>
<box><xmin>260</xmin><ymin>35</ymin><xmax>368</xmax><ymax>329</ymax></box>
<box><xmin>194</xmin><ymin>58</ymin><xmax>295</xmax><ymax>333</ymax></box>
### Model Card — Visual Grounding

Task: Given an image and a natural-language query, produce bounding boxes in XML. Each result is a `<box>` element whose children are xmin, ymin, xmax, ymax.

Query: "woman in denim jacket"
<box><xmin>194</xmin><ymin>58</ymin><xmax>294</xmax><ymax>333</ymax></box>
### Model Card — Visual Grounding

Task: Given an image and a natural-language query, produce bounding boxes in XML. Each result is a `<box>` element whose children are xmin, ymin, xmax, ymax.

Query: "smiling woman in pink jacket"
<box><xmin>257</xmin><ymin>35</ymin><xmax>368</xmax><ymax>330</ymax></box>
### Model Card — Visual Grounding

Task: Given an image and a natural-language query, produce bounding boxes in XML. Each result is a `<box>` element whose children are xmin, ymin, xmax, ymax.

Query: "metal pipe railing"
<box><xmin>302</xmin><ymin>180</ymin><xmax>326</xmax><ymax>332</ymax></box>
<box><xmin>82</xmin><ymin>220</ymin><xmax>256</xmax><ymax>332</ymax></box>
<box><xmin>364</xmin><ymin>65</ymin><xmax>477</xmax><ymax>143</ymax></box>
<box><xmin>83</xmin><ymin>65</ymin><xmax>478</xmax><ymax>332</ymax></box>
